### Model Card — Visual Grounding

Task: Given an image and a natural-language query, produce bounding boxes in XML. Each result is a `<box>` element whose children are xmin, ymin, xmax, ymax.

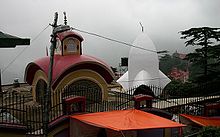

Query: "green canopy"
<box><xmin>0</xmin><ymin>31</ymin><xmax>30</xmax><ymax>48</ymax></box>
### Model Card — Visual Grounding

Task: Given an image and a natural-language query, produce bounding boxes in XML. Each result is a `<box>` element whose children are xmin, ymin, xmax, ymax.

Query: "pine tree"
<box><xmin>180</xmin><ymin>27</ymin><xmax>220</xmax><ymax>82</ymax></box>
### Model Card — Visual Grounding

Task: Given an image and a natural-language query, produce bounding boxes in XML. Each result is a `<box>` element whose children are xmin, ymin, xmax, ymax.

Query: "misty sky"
<box><xmin>0</xmin><ymin>0</ymin><xmax>220</xmax><ymax>84</ymax></box>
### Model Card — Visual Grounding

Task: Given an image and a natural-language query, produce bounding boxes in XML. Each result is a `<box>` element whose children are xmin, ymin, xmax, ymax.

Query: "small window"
<box><xmin>62</xmin><ymin>37</ymin><xmax>80</xmax><ymax>55</ymax></box>
<box><xmin>66</xmin><ymin>39</ymin><xmax>77</xmax><ymax>52</ymax></box>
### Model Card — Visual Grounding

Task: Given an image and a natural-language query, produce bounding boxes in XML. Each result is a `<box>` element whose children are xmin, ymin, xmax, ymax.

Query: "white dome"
<box><xmin>117</xmin><ymin>32</ymin><xmax>171</xmax><ymax>95</ymax></box>
<box><xmin>133</xmin><ymin>70</ymin><xmax>151</xmax><ymax>87</ymax></box>
<box><xmin>117</xmin><ymin>71</ymin><xmax>129</xmax><ymax>90</ymax></box>
<box><xmin>129</xmin><ymin>33</ymin><xmax>159</xmax><ymax>88</ymax></box>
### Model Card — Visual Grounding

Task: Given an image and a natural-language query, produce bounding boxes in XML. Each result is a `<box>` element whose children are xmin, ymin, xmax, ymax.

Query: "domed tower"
<box><xmin>25</xmin><ymin>24</ymin><xmax>115</xmax><ymax>105</ymax></box>
<box><xmin>55</xmin><ymin>28</ymin><xmax>83</xmax><ymax>56</ymax></box>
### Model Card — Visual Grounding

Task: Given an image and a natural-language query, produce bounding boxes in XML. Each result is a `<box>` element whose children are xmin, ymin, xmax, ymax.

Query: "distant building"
<box><xmin>173</xmin><ymin>51</ymin><xmax>187</xmax><ymax>60</ymax></box>
<box><xmin>168</xmin><ymin>67</ymin><xmax>189</xmax><ymax>83</ymax></box>
<box><xmin>168</xmin><ymin>51</ymin><xmax>189</xmax><ymax>82</ymax></box>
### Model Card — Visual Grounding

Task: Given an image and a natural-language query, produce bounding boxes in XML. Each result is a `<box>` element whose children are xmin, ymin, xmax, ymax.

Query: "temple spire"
<box><xmin>63</xmin><ymin>12</ymin><xmax>67</xmax><ymax>25</ymax></box>
<box><xmin>139</xmin><ymin>22</ymin><xmax>144</xmax><ymax>32</ymax></box>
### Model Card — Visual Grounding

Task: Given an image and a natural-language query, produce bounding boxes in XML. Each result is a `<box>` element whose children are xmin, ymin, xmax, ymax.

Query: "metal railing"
<box><xmin>0</xmin><ymin>82</ymin><xmax>219</xmax><ymax>136</ymax></box>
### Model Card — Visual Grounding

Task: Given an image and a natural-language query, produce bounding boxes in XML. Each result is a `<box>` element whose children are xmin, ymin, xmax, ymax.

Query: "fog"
<box><xmin>0</xmin><ymin>0</ymin><xmax>219</xmax><ymax>84</ymax></box>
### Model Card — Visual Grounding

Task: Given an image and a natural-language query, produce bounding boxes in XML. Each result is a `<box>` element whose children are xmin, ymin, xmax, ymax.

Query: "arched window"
<box><xmin>64</xmin><ymin>79</ymin><xmax>102</xmax><ymax>103</ymax></box>
<box><xmin>36</xmin><ymin>79</ymin><xmax>47</xmax><ymax>105</ymax></box>
<box><xmin>63</xmin><ymin>37</ymin><xmax>80</xmax><ymax>55</ymax></box>
<box><xmin>66</xmin><ymin>39</ymin><xmax>77</xmax><ymax>52</ymax></box>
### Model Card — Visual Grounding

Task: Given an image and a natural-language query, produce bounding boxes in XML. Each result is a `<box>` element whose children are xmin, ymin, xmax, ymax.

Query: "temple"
<box><xmin>24</xmin><ymin>27</ymin><xmax>115</xmax><ymax>104</ymax></box>
<box><xmin>117</xmin><ymin>33</ymin><xmax>171</xmax><ymax>95</ymax></box>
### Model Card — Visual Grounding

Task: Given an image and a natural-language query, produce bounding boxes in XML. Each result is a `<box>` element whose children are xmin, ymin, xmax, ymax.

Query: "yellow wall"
<box><xmin>55</xmin><ymin>69</ymin><xmax>108</xmax><ymax>100</ymax></box>
<box><xmin>32</xmin><ymin>69</ymin><xmax>110</xmax><ymax>104</ymax></box>
<box><xmin>32</xmin><ymin>69</ymin><xmax>48</xmax><ymax>102</ymax></box>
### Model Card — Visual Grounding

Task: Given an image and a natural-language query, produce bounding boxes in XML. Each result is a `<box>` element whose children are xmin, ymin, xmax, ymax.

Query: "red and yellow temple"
<box><xmin>24</xmin><ymin>29</ymin><xmax>115</xmax><ymax>104</ymax></box>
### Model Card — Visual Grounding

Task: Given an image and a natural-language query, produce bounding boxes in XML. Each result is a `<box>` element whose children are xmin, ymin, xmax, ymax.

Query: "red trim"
<box><xmin>180</xmin><ymin>114</ymin><xmax>220</xmax><ymax>126</ymax></box>
<box><xmin>25</xmin><ymin>55</ymin><xmax>115</xmax><ymax>89</ymax></box>
<box><xmin>179</xmin><ymin>127</ymin><xmax>183</xmax><ymax>137</ymax></box>
<box><xmin>57</xmin><ymin>30</ymin><xmax>83</xmax><ymax>42</ymax></box>
<box><xmin>63</xmin><ymin>96</ymin><xmax>86</xmax><ymax>114</ymax></box>
<box><xmin>133</xmin><ymin>95</ymin><xmax>154</xmax><ymax>101</ymax></box>
<box><xmin>133</xmin><ymin>95</ymin><xmax>154</xmax><ymax>109</ymax></box>
<box><xmin>24</xmin><ymin>62</ymin><xmax>41</xmax><ymax>85</ymax></box>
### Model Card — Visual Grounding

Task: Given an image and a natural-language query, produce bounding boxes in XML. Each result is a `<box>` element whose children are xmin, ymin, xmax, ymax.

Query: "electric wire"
<box><xmin>2</xmin><ymin>24</ymin><xmax>50</xmax><ymax>73</ymax></box>
<box><xmin>2</xmin><ymin>25</ymin><xmax>162</xmax><ymax>83</ymax></box>
<box><xmin>2</xmin><ymin>26</ymin><xmax>158</xmax><ymax>74</ymax></box>
<box><xmin>117</xmin><ymin>77</ymin><xmax>170</xmax><ymax>83</ymax></box>
<box><xmin>30</xmin><ymin>77</ymin><xmax>169</xmax><ymax>87</ymax></box>
<box><xmin>71</xmin><ymin>27</ymin><xmax>158</xmax><ymax>53</ymax></box>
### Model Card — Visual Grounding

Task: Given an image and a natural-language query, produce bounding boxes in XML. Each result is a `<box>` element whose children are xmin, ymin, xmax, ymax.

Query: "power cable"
<box><xmin>2</xmin><ymin>25</ymin><xmax>158</xmax><ymax>73</ymax></box>
<box><xmin>118</xmin><ymin>77</ymin><xmax>169</xmax><ymax>83</ymax></box>
<box><xmin>71</xmin><ymin>27</ymin><xmax>158</xmax><ymax>53</ymax></box>
<box><xmin>2</xmin><ymin>24</ymin><xmax>50</xmax><ymax>73</ymax></box>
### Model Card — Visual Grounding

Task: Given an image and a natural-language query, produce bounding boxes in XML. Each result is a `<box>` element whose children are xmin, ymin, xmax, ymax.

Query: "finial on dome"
<box><xmin>139</xmin><ymin>22</ymin><xmax>144</xmax><ymax>32</ymax></box>
<box><xmin>64</xmin><ymin>12</ymin><xmax>67</xmax><ymax>25</ymax></box>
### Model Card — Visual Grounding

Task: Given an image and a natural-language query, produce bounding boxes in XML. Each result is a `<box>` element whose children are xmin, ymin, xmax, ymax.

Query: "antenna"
<box><xmin>63</xmin><ymin>12</ymin><xmax>67</xmax><ymax>25</ymax></box>
<box><xmin>139</xmin><ymin>22</ymin><xmax>144</xmax><ymax>32</ymax></box>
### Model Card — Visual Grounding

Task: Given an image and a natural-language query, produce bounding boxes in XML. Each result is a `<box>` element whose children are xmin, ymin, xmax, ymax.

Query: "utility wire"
<box><xmin>2</xmin><ymin>25</ymin><xmax>160</xmax><ymax>73</ymax></box>
<box><xmin>118</xmin><ymin>77</ymin><xmax>169</xmax><ymax>83</ymax></box>
<box><xmin>71</xmin><ymin>27</ymin><xmax>158</xmax><ymax>53</ymax></box>
<box><xmin>31</xmin><ymin>24</ymin><xmax>50</xmax><ymax>43</ymax></box>
<box><xmin>2</xmin><ymin>24</ymin><xmax>50</xmax><ymax>73</ymax></box>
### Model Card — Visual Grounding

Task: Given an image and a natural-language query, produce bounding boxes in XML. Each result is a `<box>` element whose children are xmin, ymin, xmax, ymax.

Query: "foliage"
<box><xmin>159</xmin><ymin>54</ymin><xmax>173</xmax><ymax>74</ymax></box>
<box><xmin>159</xmin><ymin>53</ymin><xmax>188</xmax><ymax>75</ymax></box>
<box><xmin>163</xmin><ymin>79</ymin><xmax>220</xmax><ymax>98</ymax></box>
<box><xmin>163</xmin><ymin>80</ymin><xmax>196</xmax><ymax>97</ymax></box>
<box><xmin>187</xmin><ymin>61</ymin><xmax>203</xmax><ymax>82</ymax></box>
<box><xmin>180</xmin><ymin>27</ymin><xmax>220</xmax><ymax>83</ymax></box>
<box><xmin>197</xmin><ymin>126</ymin><xmax>220</xmax><ymax>137</ymax></box>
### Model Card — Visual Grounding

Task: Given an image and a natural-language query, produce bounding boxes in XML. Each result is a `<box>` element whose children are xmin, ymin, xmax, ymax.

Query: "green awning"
<box><xmin>0</xmin><ymin>31</ymin><xmax>30</xmax><ymax>48</ymax></box>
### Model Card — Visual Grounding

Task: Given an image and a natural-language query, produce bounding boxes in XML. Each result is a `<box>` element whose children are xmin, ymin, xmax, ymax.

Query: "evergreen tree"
<box><xmin>159</xmin><ymin>54</ymin><xmax>173</xmax><ymax>74</ymax></box>
<box><xmin>180</xmin><ymin>27</ymin><xmax>220</xmax><ymax>82</ymax></box>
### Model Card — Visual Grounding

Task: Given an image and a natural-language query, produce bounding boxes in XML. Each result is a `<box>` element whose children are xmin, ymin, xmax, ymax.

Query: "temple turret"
<box><xmin>55</xmin><ymin>26</ymin><xmax>83</xmax><ymax>55</ymax></box>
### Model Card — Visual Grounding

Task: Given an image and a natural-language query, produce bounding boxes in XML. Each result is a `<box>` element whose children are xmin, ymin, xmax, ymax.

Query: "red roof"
<box><xmin>25</xmin><ymin>54</ymin><xmax>115</xmax><ymax>89</ymax></box>
<box><xmin>71</xmin><ymin>109</ymin><xmax>185</xmax><ymax>131</ymax></box>
<box><xmin>57</xmin><ymin>30</ymin><xmax>83</xmax><ymax>42</ymax></box>
<box><xmin>180</xmin><ymin>114</ymin><xmax>220</xmax><ymax>127</ymax></box>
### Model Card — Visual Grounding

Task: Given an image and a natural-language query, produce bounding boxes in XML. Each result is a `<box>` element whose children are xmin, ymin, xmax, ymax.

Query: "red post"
<box><xmin>132</xmin><ymin>95</ymin><xmax>154</xmax><ymax>109</ymax></box>
<box><xmin>179</xmin><ymin>127</ymin><xmax>183</xmax><ymax>137</ymax></box>
<box><xmin>63</xmin><ymin>96</ymin><xmax>86</xmax><ymax>114</ymax></box>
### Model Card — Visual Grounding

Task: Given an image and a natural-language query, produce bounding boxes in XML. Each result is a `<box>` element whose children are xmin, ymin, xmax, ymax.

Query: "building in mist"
<box><xmin>117</xmin><ymin>33</ymin><xmax>170</xmax><ymax>95</ymax></box>
<box><xmin>24</xmin><ymin>29</ymin><xmax>115</xmax><ymax>104</ymax></box>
